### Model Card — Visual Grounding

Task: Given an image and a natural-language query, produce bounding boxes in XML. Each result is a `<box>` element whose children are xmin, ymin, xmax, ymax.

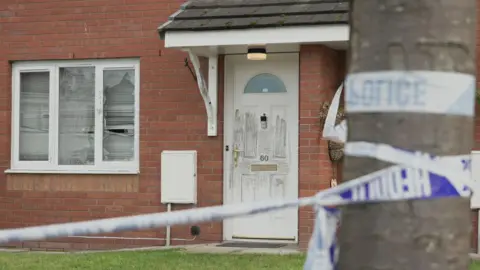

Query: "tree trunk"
<box><xmin>338</xmin><ymin>1</ymin><xmax>477</xmax><ymax>269</ymax></box>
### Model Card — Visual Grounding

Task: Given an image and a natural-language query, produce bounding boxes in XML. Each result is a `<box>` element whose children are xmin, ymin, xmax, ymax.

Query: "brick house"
<box><xmin>0</xmin><ymin>0</ymin><xmax>478</xmax><ymax>252</ymax></box>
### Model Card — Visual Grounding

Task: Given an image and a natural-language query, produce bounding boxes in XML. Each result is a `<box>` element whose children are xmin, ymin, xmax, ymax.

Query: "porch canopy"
<box><xmin>157</xmin><ymin>0</ymin><xmax>350</xmax><ymax>136</ymax></box>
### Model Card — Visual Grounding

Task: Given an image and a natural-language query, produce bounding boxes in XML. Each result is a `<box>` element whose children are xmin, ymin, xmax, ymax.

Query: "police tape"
<box><xmin>0</xmin><ymin>158</ymin><xmax>415</xmax><ymax>245</ymax></box>
<box><xmin>303</xmin><ymin>143</ymin><xmax>473</xmax><ymax>270</ymax></box>
<box><xmin>345</xmin><ymin>71</ymin><xmax>475</xmax><ymax>116</ymax></box>
<box><xmin>305</xmin><ymin>70</ymin><xmax>476</xmax><ymax>269</ymax></box>
<box><xmin>304</xmin><ymin>206</ymin><xmax>340</xmax><ymax>270</ymax></box>
<box><xmin>345</xmin><ymin>142</ymin><xmax>472</xmax><ymax>196</ymax></box>
<box><xmin>0</xmin><ymin>144</ymin><xmax>471</xmax><ymax>246</ymax></box>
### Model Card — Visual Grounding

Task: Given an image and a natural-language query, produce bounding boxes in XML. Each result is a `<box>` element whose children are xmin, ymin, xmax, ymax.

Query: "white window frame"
<box><xmin>9</xmin><ymin>59</ymin><xmax>140</xmax><ymax>174</ymax></box>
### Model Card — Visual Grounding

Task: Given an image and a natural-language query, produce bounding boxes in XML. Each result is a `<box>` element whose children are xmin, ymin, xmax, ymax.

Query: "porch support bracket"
<box><xmin>187</xmin><ymin>50</ymin><xmax>218</xmax><ymax>136</ymax></box>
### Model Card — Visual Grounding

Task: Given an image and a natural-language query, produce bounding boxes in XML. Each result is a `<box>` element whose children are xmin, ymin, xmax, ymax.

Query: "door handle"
<box><xmin>233</xmin><ymin>145</ymin><xmax>243</xmax><ymax>168</ymax></box>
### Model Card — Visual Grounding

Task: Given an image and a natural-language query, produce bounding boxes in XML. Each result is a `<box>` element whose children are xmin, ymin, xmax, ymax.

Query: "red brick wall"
<box><xmin>0</xmin><ymin>0</ymin><xmax>346</xmax><ymax>251</ymax></box>
<box><xmin>298</xmin><ymin>45</ymin><xmax>345</xmax><ymax>249</ymax></box>
<box><xmin>0</xmin><ymin>0</ymin><xmax>225</xmax><ymax>251</ymax></box>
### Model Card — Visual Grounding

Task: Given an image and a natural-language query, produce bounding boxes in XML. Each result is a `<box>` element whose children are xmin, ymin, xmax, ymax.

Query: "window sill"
<box><xmin>5</xmin><ymin>168</ymin><xmax>140</xmax><ymax>175</ymax></box>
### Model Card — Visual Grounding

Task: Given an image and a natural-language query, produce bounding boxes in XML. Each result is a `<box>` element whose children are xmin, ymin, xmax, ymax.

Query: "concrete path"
<box><xmin>183</xmin><ymin>243</ymin><xmax>300</xmax><ymax>255</ymax></box>
<box><xmin>0</xmin><ymin>243</ymin><xmax>301</xmax><ymax>255</ymax></box>
<box><xmin>471</xmin><ymin>253</ymin><xmax>480</xmax><ymax>261</ymax></box>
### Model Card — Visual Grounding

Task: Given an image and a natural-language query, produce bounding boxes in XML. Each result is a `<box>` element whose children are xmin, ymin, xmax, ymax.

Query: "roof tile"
<box><xmin>158</xmin><ymin>0</ymin><xmax>349</xmax><ymax>37</ymax></box>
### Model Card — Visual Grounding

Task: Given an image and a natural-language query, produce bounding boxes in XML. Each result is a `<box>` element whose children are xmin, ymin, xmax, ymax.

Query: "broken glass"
<box><xmin>58</xmin><ymin>67</ymin><xmax>95</xmax><ymax>165</ymax></box>
<box><xmin>103</xmin><ymin>69</ymin><xmax>135</xmax><ymax>161</ymax></box>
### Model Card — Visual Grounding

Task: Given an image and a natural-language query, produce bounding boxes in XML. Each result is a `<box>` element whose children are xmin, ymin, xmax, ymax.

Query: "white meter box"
<box><xmin>161</xmin><ymin>150</ymin><xmax>197</xmax><ymax>204</ymax></box>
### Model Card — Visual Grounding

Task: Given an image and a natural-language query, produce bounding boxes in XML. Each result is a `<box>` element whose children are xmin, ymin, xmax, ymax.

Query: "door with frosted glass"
<box><xmin>227</xmin><ymin>54</ymin><xmax>299</xmax><ymax>241</ymax></box>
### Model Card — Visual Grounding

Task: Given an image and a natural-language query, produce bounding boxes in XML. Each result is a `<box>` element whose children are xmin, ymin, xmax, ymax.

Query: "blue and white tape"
<box><xmin>304</xmin><ymin>206</ymin><xmax>340</xmax><ymax>270</ymax></box>
<box><xmin>345</xmin><ymin>142</ymin><xmax>472</xmax><ymax>197</ymax></box>
<box><xmin>306</xmin><ymin>70</ymin><xmax>475</xmax><ymax>269</ymax></box>
<box><xmin>345</xmin><ymin>71</ymin><xmax>475</xmax><ymax>116</ymax></box>
<box><xmin>323</xmin><ymin>72</ymin><xmax>475</xmax><ymax>145</ymax></box>
<box><xmin>0</xmin><ymin>146</ymin><xmax>471</xmax><ymax>246</ymax></box>
<box><xmin>302</xmin><ymin>144</ymin><xmax>472</xmax><ymax>270</ymax></box>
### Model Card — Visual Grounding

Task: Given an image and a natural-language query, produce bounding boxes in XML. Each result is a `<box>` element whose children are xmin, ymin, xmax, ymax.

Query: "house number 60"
<box><xmin>260</xmin><ymin>155</ymin><xmax>269</xmax><ymax>161</ymax></box>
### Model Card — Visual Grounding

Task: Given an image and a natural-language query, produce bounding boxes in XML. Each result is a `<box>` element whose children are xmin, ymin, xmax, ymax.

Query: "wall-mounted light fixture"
<box><xmin>247</xmin><ymin>46</ymin><xmax>267</xmax><ymax>61</ymax></box>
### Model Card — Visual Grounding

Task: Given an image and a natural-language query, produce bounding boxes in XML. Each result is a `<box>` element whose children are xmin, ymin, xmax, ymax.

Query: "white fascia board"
<box><xmin>164</xmin><ymin>25</ymin><xmax>349</xmax><ymax>48</ymax></box>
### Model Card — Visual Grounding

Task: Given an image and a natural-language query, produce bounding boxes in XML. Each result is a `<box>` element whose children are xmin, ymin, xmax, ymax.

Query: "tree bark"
<box><xmin>338</xmin><ymin>1</ymin><xmax>477</xmax><ymax>269</ymax></box>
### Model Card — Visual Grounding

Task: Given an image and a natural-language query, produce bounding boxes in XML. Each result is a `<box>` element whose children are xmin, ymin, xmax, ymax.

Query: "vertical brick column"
<box><xmin>298</xmin><ymin>45</ymin><xmax>345</xmax><ymax>249</ymax></box>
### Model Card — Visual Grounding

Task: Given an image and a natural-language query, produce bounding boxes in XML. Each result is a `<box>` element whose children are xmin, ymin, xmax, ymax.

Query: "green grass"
<box><xmin>0</xmin><ymin>249</ymin><xmax>306</xmax><ymax>270</ymax></box>
<box><xmin>472</xmin><ymin>261</ymin><xmax>480</xmax><ymax>270</ymax></box>
<box><xmin>1</xmin><ymin>249</ymin><xmax>480</xmax><ymax>270</ymax></box>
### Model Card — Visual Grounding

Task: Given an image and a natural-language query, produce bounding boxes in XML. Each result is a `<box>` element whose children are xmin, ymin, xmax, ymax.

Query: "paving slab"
<box><xmin>183</xmin><ymin>243</ymin><xmax>300</xmax><ymax>255</ymax></box>
<box><xmin>470</xmin><ymin>253</ymin><xmax>480</xmax><ymax>261</ymax></box>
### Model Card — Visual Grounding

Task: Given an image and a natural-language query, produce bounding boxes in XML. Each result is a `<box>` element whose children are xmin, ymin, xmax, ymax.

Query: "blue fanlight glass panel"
<box><xmin>244</xmin><ymin>73</ymin><xmax>287</xmax><ymax>94</ymax></box>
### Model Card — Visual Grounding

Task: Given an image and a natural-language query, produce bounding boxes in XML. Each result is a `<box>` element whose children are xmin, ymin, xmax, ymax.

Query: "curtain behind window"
<box><xmin>19</xmin><ymin>72</ymin><xmax>50</xmax><ymax>161</ymax></box>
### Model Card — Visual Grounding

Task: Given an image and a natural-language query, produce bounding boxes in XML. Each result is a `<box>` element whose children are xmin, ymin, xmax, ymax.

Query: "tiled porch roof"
<box><xmin>158</xmin><ymin>0</ymin><xmax>348</xmax><ymax>38</ymax></box>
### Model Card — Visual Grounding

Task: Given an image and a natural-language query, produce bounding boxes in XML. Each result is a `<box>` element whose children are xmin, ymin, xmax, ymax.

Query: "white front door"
<box><xmin>224</xmin><ymin>53</ymin><xmax>299</xmax><ymax>241</ymax></box>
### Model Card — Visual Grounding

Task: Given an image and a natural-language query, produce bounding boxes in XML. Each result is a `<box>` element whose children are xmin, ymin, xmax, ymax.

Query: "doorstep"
<box><xmin>183</xmin><ymin>242</ymin><xmax>300</xmax><ymax>255</ymax></box>
<box><xmin>471</xmin><ymin>253</ymin><xmax>480</xmax><ymax>261</ymax></box>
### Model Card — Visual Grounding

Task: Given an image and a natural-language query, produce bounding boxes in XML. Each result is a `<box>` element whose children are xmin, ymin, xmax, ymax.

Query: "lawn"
<box><xmin>0</xmin><ymin>249</ymin><xmax>479</xmax><ymax>270</ymax></box>
<box><xmin>0</xmin><ymin>249</ymin><xmax>306</xmax><ymax>270</ymax></box>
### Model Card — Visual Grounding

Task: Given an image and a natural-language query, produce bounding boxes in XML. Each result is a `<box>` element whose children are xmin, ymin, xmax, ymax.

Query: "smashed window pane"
<box><xmin>103</xmin><ymin>69</ymin><xmax>135</xmax><ymax>161</ymax></box>
<box><xmin>19</xmin><ymin>72</ymin><xmax>50</xmax><ymax>161</ymax></box>
<box><xmin>58</xmin><ymin>67</ymin><xmax>95</xmax><ymax>165</ymax></box>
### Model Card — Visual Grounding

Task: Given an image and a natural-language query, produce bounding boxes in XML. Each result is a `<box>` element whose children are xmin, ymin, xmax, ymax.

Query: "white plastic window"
<box><xmin>11</xmin><ymin>59</ymin><xmax>140</xmax><ymax>174</ymax></box>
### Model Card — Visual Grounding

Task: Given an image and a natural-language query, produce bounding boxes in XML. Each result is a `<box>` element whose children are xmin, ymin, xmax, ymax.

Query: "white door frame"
<box><xmin>222</xmin><ymin>52</ymin><xmax>300</xmax><ymax>242</ymax></box>
<box><xmin>471</xmin><ymin>151</ymin><xmax>480</xmax><ymax>253</ymax></box>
